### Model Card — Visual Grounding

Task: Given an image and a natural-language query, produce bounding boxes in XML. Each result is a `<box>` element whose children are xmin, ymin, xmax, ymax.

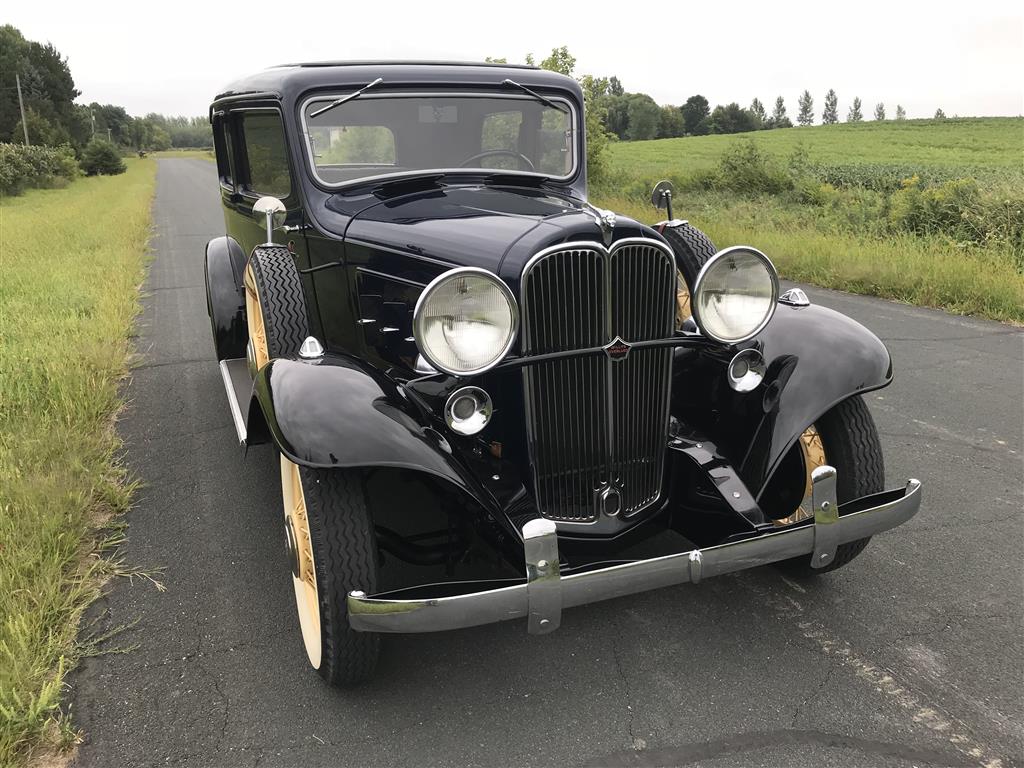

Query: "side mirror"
<box><xmin>253</xmin><ymin>196</ymin><xmax>287</xmax><ymax>246</ymax></box>
<box><xmin>651</xmin><ymin>180</ymin><xmax>675</xmax><ymax>221</ymax></box>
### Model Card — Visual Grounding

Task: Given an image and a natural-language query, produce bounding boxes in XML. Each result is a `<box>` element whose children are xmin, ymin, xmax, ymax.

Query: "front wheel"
<box><xmin>778</xmin><ymin>395</ymin><xmax>885</xmax><ymax>576</ymax></box>
<box><xmin>281</xmin><ymin>457</ymin><xmax>380</xmax><ymax>685</ymax></box>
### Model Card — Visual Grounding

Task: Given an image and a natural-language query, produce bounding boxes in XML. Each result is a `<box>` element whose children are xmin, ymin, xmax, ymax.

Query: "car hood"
<box><xmin>338</xmin><ymin>184</ymin><xmax>654</xmax><ymax>281</ymax></box>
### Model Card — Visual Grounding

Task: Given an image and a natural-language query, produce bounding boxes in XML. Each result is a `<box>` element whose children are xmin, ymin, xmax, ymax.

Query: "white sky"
<box><xmin>7</xmin><ymin>0</ymin><xmax>1023</xmax><ymax>119</ymax></box>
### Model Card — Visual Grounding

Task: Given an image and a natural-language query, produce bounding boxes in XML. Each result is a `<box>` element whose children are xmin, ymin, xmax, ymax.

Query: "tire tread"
<box><xmin>248</xmin><ymin>245</ymin><xmax>309</xmax><ymax>359</ymax></box>
<box><xmin>660</xmin><ymin>222</ymin><xmax>717</xmax><ymax>289</ymax></box>
<box><xmin>300</xmin><ymin>466</ymin><xmax>380</xmax><ymax>686</ymax></box>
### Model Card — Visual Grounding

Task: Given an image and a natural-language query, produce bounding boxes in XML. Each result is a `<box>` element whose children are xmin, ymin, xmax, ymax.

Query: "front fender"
<box><xmin>680</xmin><ymin>302</ymin><xmax>892</xmax><ymax>496</ymax></box>
<box><xmin>252</xmin><ymin>354</ymin><xmax>500</xmax><ymax>514</ymax></box>
<box><xmin>748</xmin><ymin>302</ymin><xmax>892</xmax><ymax>492</ymax></box>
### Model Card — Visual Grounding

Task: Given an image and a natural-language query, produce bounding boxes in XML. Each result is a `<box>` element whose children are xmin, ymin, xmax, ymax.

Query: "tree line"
<box><xmin>2</xmin><ymin>26</ymin><xmax>952</xmax><ymax>159</ymax></box>
<box><xmin>498</xmin><ymin>47</ymin><xmax>950</xmax><ymax>143</ymax></box>
<box><xmin>1</xmin><ymin>25</ymin><xmax>213</xmax><ymax>153</ymax></box>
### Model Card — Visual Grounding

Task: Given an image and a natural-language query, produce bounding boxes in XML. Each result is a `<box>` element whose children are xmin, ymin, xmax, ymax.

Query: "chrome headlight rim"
<box><xmin>412</xmin><ymin>266</ymin><xmax>519</xmax><ymax>377</ymax></box>
<box><xmin>691</xmin><ymin>245</ymin><xmax>780</xmax><ymax>345</ymax></box>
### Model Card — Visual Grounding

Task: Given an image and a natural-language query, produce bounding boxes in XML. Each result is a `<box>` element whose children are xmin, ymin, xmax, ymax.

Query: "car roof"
<box><xmin>212</xmin><ymin>61</ymin><xmax>582</xmax><ymax>105</ymax></box>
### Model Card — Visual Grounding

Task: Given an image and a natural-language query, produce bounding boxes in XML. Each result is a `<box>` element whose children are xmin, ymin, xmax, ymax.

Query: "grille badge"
<box><xmin>603</xmin><ymin>336</ymin><xmax>632</xmax><ymax>361</ymax></box>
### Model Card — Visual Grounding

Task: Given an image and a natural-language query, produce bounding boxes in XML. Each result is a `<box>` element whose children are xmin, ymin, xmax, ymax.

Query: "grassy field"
<box><xmin>594</xmin><ymin>118</ymin><xmax>1024</xmax><ymax>323</ymax></box>
<box><xmin>607</xmin><ymin>117</ymin><xmax>1024</xmax><ymax>178</ymax></box>
<box><xmin>0</xmin><ymin>159</ymin><xmax>157</xmax><ymax>765</ymax></box>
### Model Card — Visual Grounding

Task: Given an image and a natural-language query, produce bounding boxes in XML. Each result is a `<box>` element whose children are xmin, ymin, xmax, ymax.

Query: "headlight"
<box><xmin>692</xmin><ymin>246</ymin><xmax>779</xmax><ymax>343</ymax></box>
<box><xmin>413</xmin><ymin>267</ymin><xmax>518</xmax><ymax>375</ymax></box>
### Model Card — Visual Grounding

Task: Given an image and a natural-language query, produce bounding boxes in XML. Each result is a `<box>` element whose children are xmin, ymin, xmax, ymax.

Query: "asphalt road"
<box><xmin>70</xmin><ymin>158</ymin><xmax>1023</xmax><ymax>768</ymax></box>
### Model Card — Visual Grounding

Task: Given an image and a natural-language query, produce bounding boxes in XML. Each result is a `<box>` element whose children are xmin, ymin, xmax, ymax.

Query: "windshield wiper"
<box><xmin>309</xmin><ymin>77</ymin><xmax>384</xmax><ymax>118</ymax></box>
<box><xmin>501</xmin><ymin>79</ymin><xmax>568</xmax><ymax>112</ymax></box>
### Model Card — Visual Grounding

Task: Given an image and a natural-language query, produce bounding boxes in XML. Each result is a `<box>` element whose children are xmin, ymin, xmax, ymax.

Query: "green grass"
<box><xmin>593</xmin><ymin>191</ymin><xmax>1024</xmax><ymax>323</ymax></box>
<box><xmin>150</xmin><ymin>148</ymin><xmax>213</xmax><ymax>161</ymax></box>
<box><xmin>0</xmin><ymin>159</ymin><xmax>157</xmax><ymax>765</ymax></box>
<box><xmin>595</xmin><ymin>118</ymin><xmax>1024</xmax><ymax>323</ymax></box>
<box><xmin>608</xmin><ymin>117</ymin><xmax>1024</xmax><ymax>179</ymax></box>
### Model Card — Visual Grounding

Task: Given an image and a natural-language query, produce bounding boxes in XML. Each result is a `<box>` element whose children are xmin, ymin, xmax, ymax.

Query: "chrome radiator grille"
<box><xmin>521</xmin><ymin>240</ymin><xmax>677</xmax><ymax>522</ymax></box>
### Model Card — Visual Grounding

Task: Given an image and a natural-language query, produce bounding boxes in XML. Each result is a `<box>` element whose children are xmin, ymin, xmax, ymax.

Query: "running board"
<box><xmin>219</xmin><ymin>358</ymin><xmax>251</xmax><ymax>445</ymax></box>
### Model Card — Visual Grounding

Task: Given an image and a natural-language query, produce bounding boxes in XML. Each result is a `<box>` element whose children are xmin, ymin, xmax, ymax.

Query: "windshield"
<box><xmin>301</xmin><ymin>92</ymin><xmax>576</xmax><ymax>186</ymax></box>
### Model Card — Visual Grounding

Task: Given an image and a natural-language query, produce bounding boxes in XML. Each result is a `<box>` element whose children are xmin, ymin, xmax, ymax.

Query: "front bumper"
<box><xmin>348</xmin><ymin>467</ymin><xmax>921</xmax><ymax>635</ymax></box>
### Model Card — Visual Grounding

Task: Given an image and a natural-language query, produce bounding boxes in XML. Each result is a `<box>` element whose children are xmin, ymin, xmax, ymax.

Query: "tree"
<box><xmin>797</xmin><ymin>90</ymin><xmax>814</xmax><ymax>126</ymax></box>
<box><xmin>608</xmin><ymin>76</ymin><xmax>624</xmax><ymax>97</ymax></box>
<box><xmin>874</xmin><ymin>102</ymin><xmax>886</xmax><ymax>121</ymax></box>
<box><xmin>847</xmin><ymin>97</ymin><xmax>863</xmax><ymax>122</ymax></box>
<box><xmin>625</xmin><ymin>93</ymin><xmax>662</xmax><ymax>140</ymax></box>
<box><xmin>934</xmin><ymin>108</ymin><xmax>946</xmax><ymax>119</ymax></box>
<box><xmin>1</xmin><ymin>25</ymin><xmax>81</xmax><ymax>146</ymax></box>
<box><xmin>822</xmin><ymin>89</ymin><xmax>839</xmax><ymax>124</ymax></box>
<box><xmin>709</xmin><ymin>103</ymin><xmax>758</xmax><ymax>134</ymax></box>
<box><xmin>657</xmin><ymin>105</ymin><xmax>686</xmax><ymax>138</ymax></box>
<box><xmin>536</xmin><ymin>46</ymin><xmax>575</xmax><ymax>76</ymax></box>
<box><xmin>769</xmin><ymin>96</ymin><xmax>792</xmax><ymax>129</ymax></box>
<box><xmin>680</xmin><ymin>94</ymin><xmax>711</xmax><ymax>135</ymax></box>
<box><xmin>11</xmin><ymin>107</ymin><xmax>71</xmax><ymax>146</ymax></box>
<box><xmin>604</xmin><ymin>94</ymin><xmax>630</xmax><ymax>139</ymax></box>
<box><xmin>80</xmin><ymin>137</ymin><xmax>125</xmax><ymax>176</ymax></box>
<box><xmin>89</xmin><ymin>103</ymin><xmax>133</xmax><ymax>145</ymax></box>
<box><xmin>749</xmin><ymin>98</ymin><xmax>766</xmax><ymax>127</ymax></box>
<box><xmin>895</xmin><ymin>104</ymin><xmax>907</xmax><ymax>120</ymax></box>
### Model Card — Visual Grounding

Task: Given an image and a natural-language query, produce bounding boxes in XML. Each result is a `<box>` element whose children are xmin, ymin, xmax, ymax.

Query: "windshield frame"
<box><xmin>297</xmin><ymin>89</ymin><xmax>580</xmax><ymax>190</ymax></box>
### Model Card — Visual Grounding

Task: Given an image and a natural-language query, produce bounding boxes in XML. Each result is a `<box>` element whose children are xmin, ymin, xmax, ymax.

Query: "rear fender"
<box><xmin>252</xmin><ymin>354</ymin><xmax>502</xmax><ymax>517</ymax></box>
<box><xmin>205</xmin><ymin>236</ymin><xmax>248</xmax><ymax>360</ymax></box>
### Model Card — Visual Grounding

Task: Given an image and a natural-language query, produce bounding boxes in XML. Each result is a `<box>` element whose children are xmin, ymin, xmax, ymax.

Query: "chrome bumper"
<box><xmin>348</xmin><ymin>468</ymin><xmax>921</xmax><ymax>635</ymax></box>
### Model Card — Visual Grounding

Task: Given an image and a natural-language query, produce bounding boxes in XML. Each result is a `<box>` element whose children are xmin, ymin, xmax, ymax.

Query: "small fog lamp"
<box><xmin>444</xmin><ymin>386</ymin><xmax>493</xmax><ymax>436</ymax></box>
<box><xmin>727</xmin><ymin>348</ymin><xmax>767</xmax><ymax>393</ymax></box>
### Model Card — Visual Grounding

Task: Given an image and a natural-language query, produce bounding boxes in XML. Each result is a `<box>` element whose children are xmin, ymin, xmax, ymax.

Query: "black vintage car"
<box><xmin>204</xmin><ymin>61</ymin><xmax>921</xmax><ymax>685</ymax></box>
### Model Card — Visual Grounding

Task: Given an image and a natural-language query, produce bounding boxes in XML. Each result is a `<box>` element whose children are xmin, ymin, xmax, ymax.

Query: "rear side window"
<box><xmin>213</xmin><ymin>117</ymin><xmax>234</xmax><ymax>186</ymax></box>
<box><xmin>241</xmin><ymin>112</ymin><xmax>291</xmax><ymax>198</ymax></box>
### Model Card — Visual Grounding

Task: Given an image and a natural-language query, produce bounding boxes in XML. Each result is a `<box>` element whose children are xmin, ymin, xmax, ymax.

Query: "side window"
<box><xmin>213</xmin><ymin>116</ymin><xmax>234</xmax><ymax>187</ymax></box>
<box><xmin>240</xmin><ymin>112</ymin><xmax>291</xmax><ymax>198</ymax></box>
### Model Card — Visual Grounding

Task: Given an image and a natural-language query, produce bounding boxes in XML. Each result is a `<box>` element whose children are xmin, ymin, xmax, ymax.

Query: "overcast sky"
<box><xmin>7</xmin><ymin>0</ymin><xmax>1023</xmax><ymax>119</ymax></box>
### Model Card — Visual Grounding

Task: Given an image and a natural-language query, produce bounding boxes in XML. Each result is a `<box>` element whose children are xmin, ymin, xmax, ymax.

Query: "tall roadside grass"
<box><xmin>0</xmin><ymin>158</ymin><xmax>157</xmax><ymax>765</ymax></box>
<box><xmin>593</xmin><ymin>129</ymin><xmax>1023</xmax><ymax>323</ymax></box>
<box><xmin>594</xmin><ymin>191</ymin><xmax>1024</xmax><ymax>323</ymax></box>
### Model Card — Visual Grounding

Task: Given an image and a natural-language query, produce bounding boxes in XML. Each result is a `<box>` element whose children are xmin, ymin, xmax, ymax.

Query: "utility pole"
<box><xmin>107</xmin><ymin>127</ymin><xmax>112</xmax><ymax>143</ymax></box>
<box><xmin>15</xmin><ymin>73</ymin><xmax>30</xmax><ymax>145</ymax></box>
<box><xmin>91</xmin><ymin>110</ymin><xmax>95</xmax><ymax>136</ymax></box>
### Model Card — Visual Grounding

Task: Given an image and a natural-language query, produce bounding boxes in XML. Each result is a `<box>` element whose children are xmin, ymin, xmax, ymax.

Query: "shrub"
<box><xmin>80</xmin><ymin>138</ymin><xmax>126</xmax><ymax>176</ymax></box>
<box><xmin>0</xmin><ymin>143</ymin><xmax>80</xmax><ymax>196</ymax></box>
<box><xmin>713</xmin><ymin>141</ymin><xmax>792</xmax><ymax>195</ymax></box>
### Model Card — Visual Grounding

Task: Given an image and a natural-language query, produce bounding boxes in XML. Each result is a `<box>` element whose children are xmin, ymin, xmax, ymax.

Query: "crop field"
<box><xmin>606</xmin><ymin>117</ymin><xmax>1024</xmax><ymax>179</ymax></box>
<box><xmin>0</xmin><ymin>159</ymin><xmax>156</xmax><ymax>764</ymax></box>
<box><xmin>592</xmin><ymin>117</ymin><xmax>1024</xmax><ymax>323</ymax></box>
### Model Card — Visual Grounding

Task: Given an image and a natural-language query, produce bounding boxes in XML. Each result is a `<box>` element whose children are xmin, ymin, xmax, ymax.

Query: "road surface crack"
<box><xmin>611</xmin><ymin>619</ymin><xmax>643</xmax><ymax>752</ymax></box>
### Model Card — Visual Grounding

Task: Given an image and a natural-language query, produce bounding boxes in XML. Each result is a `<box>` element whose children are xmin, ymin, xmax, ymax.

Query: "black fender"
<box><xmin>678</xmin><ymin>302</ymin><xmax>892</xmax><ymax>497</ymax></box>
<box><xmin>204</xmin><ymin>236</ymin><xmax>248</xmax><ymax>360</ymax></box>
<box><xmin>252</xmin><ymin>353</ymin><xmax>502</xmax><ymax>516</ymax></box>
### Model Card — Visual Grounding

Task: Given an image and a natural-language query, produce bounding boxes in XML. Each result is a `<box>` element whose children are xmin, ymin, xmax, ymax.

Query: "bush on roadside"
<box><xmin>711</xmin><ymin>142</ymin><xmax>793</xmax><ymax>196</ymax></box>
<box><xmin>0</xmin><ymin>143</ymin><xmax>80</xmax><ymax>196</ymax></box>
<box><xmin>80</xmin><ymin>138</ymin><xmax>126</xmax><ymax>177</ymax></box>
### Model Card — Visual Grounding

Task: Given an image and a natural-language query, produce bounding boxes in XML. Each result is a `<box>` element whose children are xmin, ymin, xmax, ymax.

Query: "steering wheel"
<box><xmin>458</xmin><ymin>149</ymin><xmax>536</xmax><ymax>171</ymax></box>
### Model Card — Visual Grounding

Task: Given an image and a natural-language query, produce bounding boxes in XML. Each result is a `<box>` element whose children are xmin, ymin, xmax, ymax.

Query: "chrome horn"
<box><xmin>253</xmin><ymin>196</ymin><xmax>287</xmax><ymax>246</ymax></box>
